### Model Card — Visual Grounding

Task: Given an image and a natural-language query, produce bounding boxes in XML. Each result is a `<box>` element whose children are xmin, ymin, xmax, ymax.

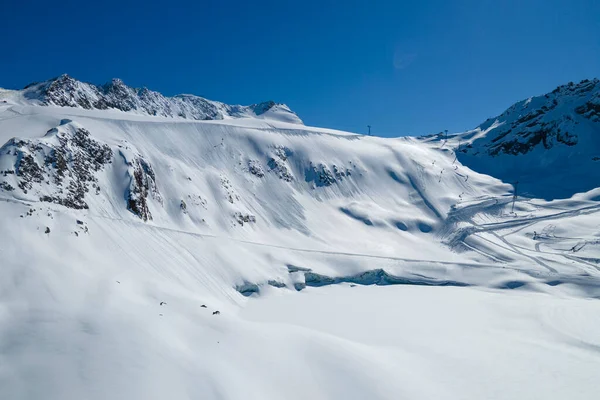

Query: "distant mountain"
<box><xmin>5</xmin><ymin>74</ymin><xmax>302</xmax><ymax>124</ymax></box>
<box><xmin>457</xmin><ymin>78</ymin><xmax>600</xmax><ymax>199</ymax></box>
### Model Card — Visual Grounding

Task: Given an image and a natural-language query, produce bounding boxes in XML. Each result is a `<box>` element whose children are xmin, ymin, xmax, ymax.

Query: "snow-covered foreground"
<box><xmin>2</xmin><ymin>77</ymin><xmax>600</xmax><ymax>399</ymax></box>
<box><xmin>3</xmin><ymin>279</ymin><xmax>600</xmax><ymax>399</ymax></box>
<box><xmin>243</xmin><ymin>285</ymin><xmax>600</xmax><ymax>400</ymax></box>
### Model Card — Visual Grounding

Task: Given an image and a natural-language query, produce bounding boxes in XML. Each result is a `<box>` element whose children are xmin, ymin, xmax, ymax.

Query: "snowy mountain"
<box><xmin>8</xmin><ymin>74</ymin><xmax>302</xmax><ymax>123</ymax></box>
<box><xmin>1</xmin><ymin>77</ymin><xmax>600</xmax><ymax>400</ymax></box>
<box><xmin>456</xmin><ymin>78</ymin><xmax>600</xmax><ymax>199</ymax></box>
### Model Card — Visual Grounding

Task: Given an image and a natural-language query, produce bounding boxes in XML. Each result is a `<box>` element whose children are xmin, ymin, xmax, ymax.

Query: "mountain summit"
<box><xmin>457</xmin><ymin>78</ymin><xmax>600</xmax><ymax>199</ymax></box>
<box><xmin>5</xmin><ymin>74</ymin><xmax>303</xmax><ymax>124</ymax></box>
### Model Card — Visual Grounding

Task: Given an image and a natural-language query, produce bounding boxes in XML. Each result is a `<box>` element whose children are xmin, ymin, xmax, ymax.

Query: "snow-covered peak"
<box><xmin>468</xmin><ymin>78</ymin><xmax>599</xmax><ymax>154</ymax></box>
<box><xmin>456</xmin><ymin>78</ymin><xmax>600</xmax><ymax>199</ymax></box>
<box><xmin>2</xmin><ymin>74</ymin><xmax>303</xmax><ymax>124</ymax></box>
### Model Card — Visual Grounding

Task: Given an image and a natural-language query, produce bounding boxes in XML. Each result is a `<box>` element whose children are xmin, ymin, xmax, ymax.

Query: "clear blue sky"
<box><xmin>2</xmin><ymin>0</ymin><xmax>599</xmax><ymax>136</ymax></box>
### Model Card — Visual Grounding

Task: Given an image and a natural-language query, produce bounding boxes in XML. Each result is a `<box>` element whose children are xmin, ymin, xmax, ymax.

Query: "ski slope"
<box><xmin>1</xmin><ymin>79</ymin><xmax>600</xmax><ymax>399</ymax></box>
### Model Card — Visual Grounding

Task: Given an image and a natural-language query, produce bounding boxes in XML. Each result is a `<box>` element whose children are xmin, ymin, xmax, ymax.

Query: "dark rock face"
<box><xmin>250</xmin><ymin>100</ymin><xmax>276</xmax><ymax>115</ymax></box>
<box><xmin>0</xmin><ymin>123</ymin><xmax>112</xmax><ymax>209</ymax></box>
<box><xmin>306</xmin><ymin>163</ymin><xmax>336</xmax><ymax>187</ymax></box>
<box><xmin>180</xmin><ymin>199</ymin><xmax>187</xmax><ymax>213</ymax></box>
<box><xmin>16</xmin><ymin>152</ymin><xmax>44</xmax><ymax>191</ymax></box>
<box><xmin>267</xmin><ymin>146</ymin><xmax>293</xmax><ymax>181</ymax></box>
<box><xmin>488</xmin><ymin>116</ymin><xmax>579</xmax><ymax>156</ymax></box>
<box><xmin>0</xmin><ymin>120</ymin><xmax>163</xmax><ymax>221</ymax></box>
<box><xmin>305</xmin><ymin>162</ymin><xmax>352</xmax><ymax>187</ymax></box>
<box><xmin>41</xmin><ymin>75</ymin><xmax>97</xmax><ymax>109</ymax></box>
<box><xmin>575</xmin><ymin>88</ymin><xmax>600</xmax><ymax>121</ymax></box>
<box><xmin>234</xmin><ymin>212</ymin><xmax>256</xmax><ymax>226</ymax></box>
<box><xmin>247</xmin><ymin>160</ymin><xmax>265</xmax><ymax>177</ymax></box>
<box><xmin>123</xmin><ymin>155</ymin><xmax>161</xmax><ymax>221</ymax></box>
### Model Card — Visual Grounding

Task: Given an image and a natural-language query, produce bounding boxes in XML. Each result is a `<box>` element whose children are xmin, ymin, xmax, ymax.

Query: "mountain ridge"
<box><xmin>451</xmin><ymin>78</ymin><xmax>600</xmax><ymax>199</ymax></box>
<box><xmin>3</xmin><ymin>74</ymin><xmax>303</xmax><ymax>124</ymax></box>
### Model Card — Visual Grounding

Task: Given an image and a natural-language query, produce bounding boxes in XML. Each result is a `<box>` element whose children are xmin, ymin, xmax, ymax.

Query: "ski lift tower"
<box><xmin>511</xmin><ymin>181</ymin><xmax>519</xmax><ymax>213</ymax></box>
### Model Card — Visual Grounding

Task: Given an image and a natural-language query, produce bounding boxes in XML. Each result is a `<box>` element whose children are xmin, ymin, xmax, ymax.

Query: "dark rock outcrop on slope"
<box><xmin>464</xmin><ymin>79</ymin><xmax>598</xmax><ymax>157</ymax></box>
<box><xmin>0</xmin><ymin>119</ymin><xmax>163</xmax><ymax>221</ymax></box>
<box><xmin>0</xmin><ymin>120</ymin><xmax>112</xmax><ymax>209</ymax></box>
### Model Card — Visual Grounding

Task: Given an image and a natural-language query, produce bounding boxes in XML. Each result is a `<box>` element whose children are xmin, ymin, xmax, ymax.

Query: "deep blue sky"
<box><xmin>2</xmin><ymin>0</ymin><xmax>599</xmax><ymax>136</ymax></box>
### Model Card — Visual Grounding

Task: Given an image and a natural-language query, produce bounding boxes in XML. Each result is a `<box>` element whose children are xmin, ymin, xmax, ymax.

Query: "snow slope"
<box><xmin>1</xmin><ymin>77</ymin><xmax>600</xmax><ymax>399</ymax></box>
<box><xmin>243</xmin><ymin>285</ymin><xmax>600</xmax><ymax>400</ymax></box>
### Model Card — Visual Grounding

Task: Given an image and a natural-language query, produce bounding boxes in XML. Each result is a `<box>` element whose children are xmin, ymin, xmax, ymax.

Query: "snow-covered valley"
<box><xmin>1</xmin><ymin>76</ymin><xmax>599</xmax><ymax>399</ymax></box>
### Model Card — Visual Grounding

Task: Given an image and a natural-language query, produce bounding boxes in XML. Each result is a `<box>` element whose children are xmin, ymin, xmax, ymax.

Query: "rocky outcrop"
<box><xmin>234</xmin><ymin>212</ymin><xmax>256</xmax><ymax>226</ymax></box>
<box><xmin>463</xmin><ymin>79</ymin><xmax>599</xmax><ymax>158</ymax></box>
<box><xmin>488</xmin><ymin>116</ymin><xmax>579</xmax><ymax>156</ymax></box>
<box><xmin>575</xmin><ymin>85</ymin><xmax>600</xmax><ymax>121</ymax></box>
<box><xmin>0</xmin><ymin>120</ymin><xmax>112</xmax><ymax>209</ymax></box>
<box><xmin>457</xmin><ymin>78</ymin><xmax>600</xmax><ymax>199</ymax></box>
<box><xmin>121</xmin><ymin>152</ymin><xmax>162</xmax><ymax>221</ymax></box>
<box><xmin>0</xmin><ymin>119</ymin><xmax>165</xmax><ymax>221</ymax></box>
<box><xmin>305</xmin><ymin>162</ymin><xmax>352</xmax><ymax>187</ymax></box>
<box><xmin>247</xmin><ymin>159</ymin><xmax>265</xmax><ymax>177</ymax></box>
<box><xmin>267</xmin><ymin>145</ymin><xmax>294</xmax><ymax>181</ymax></box>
